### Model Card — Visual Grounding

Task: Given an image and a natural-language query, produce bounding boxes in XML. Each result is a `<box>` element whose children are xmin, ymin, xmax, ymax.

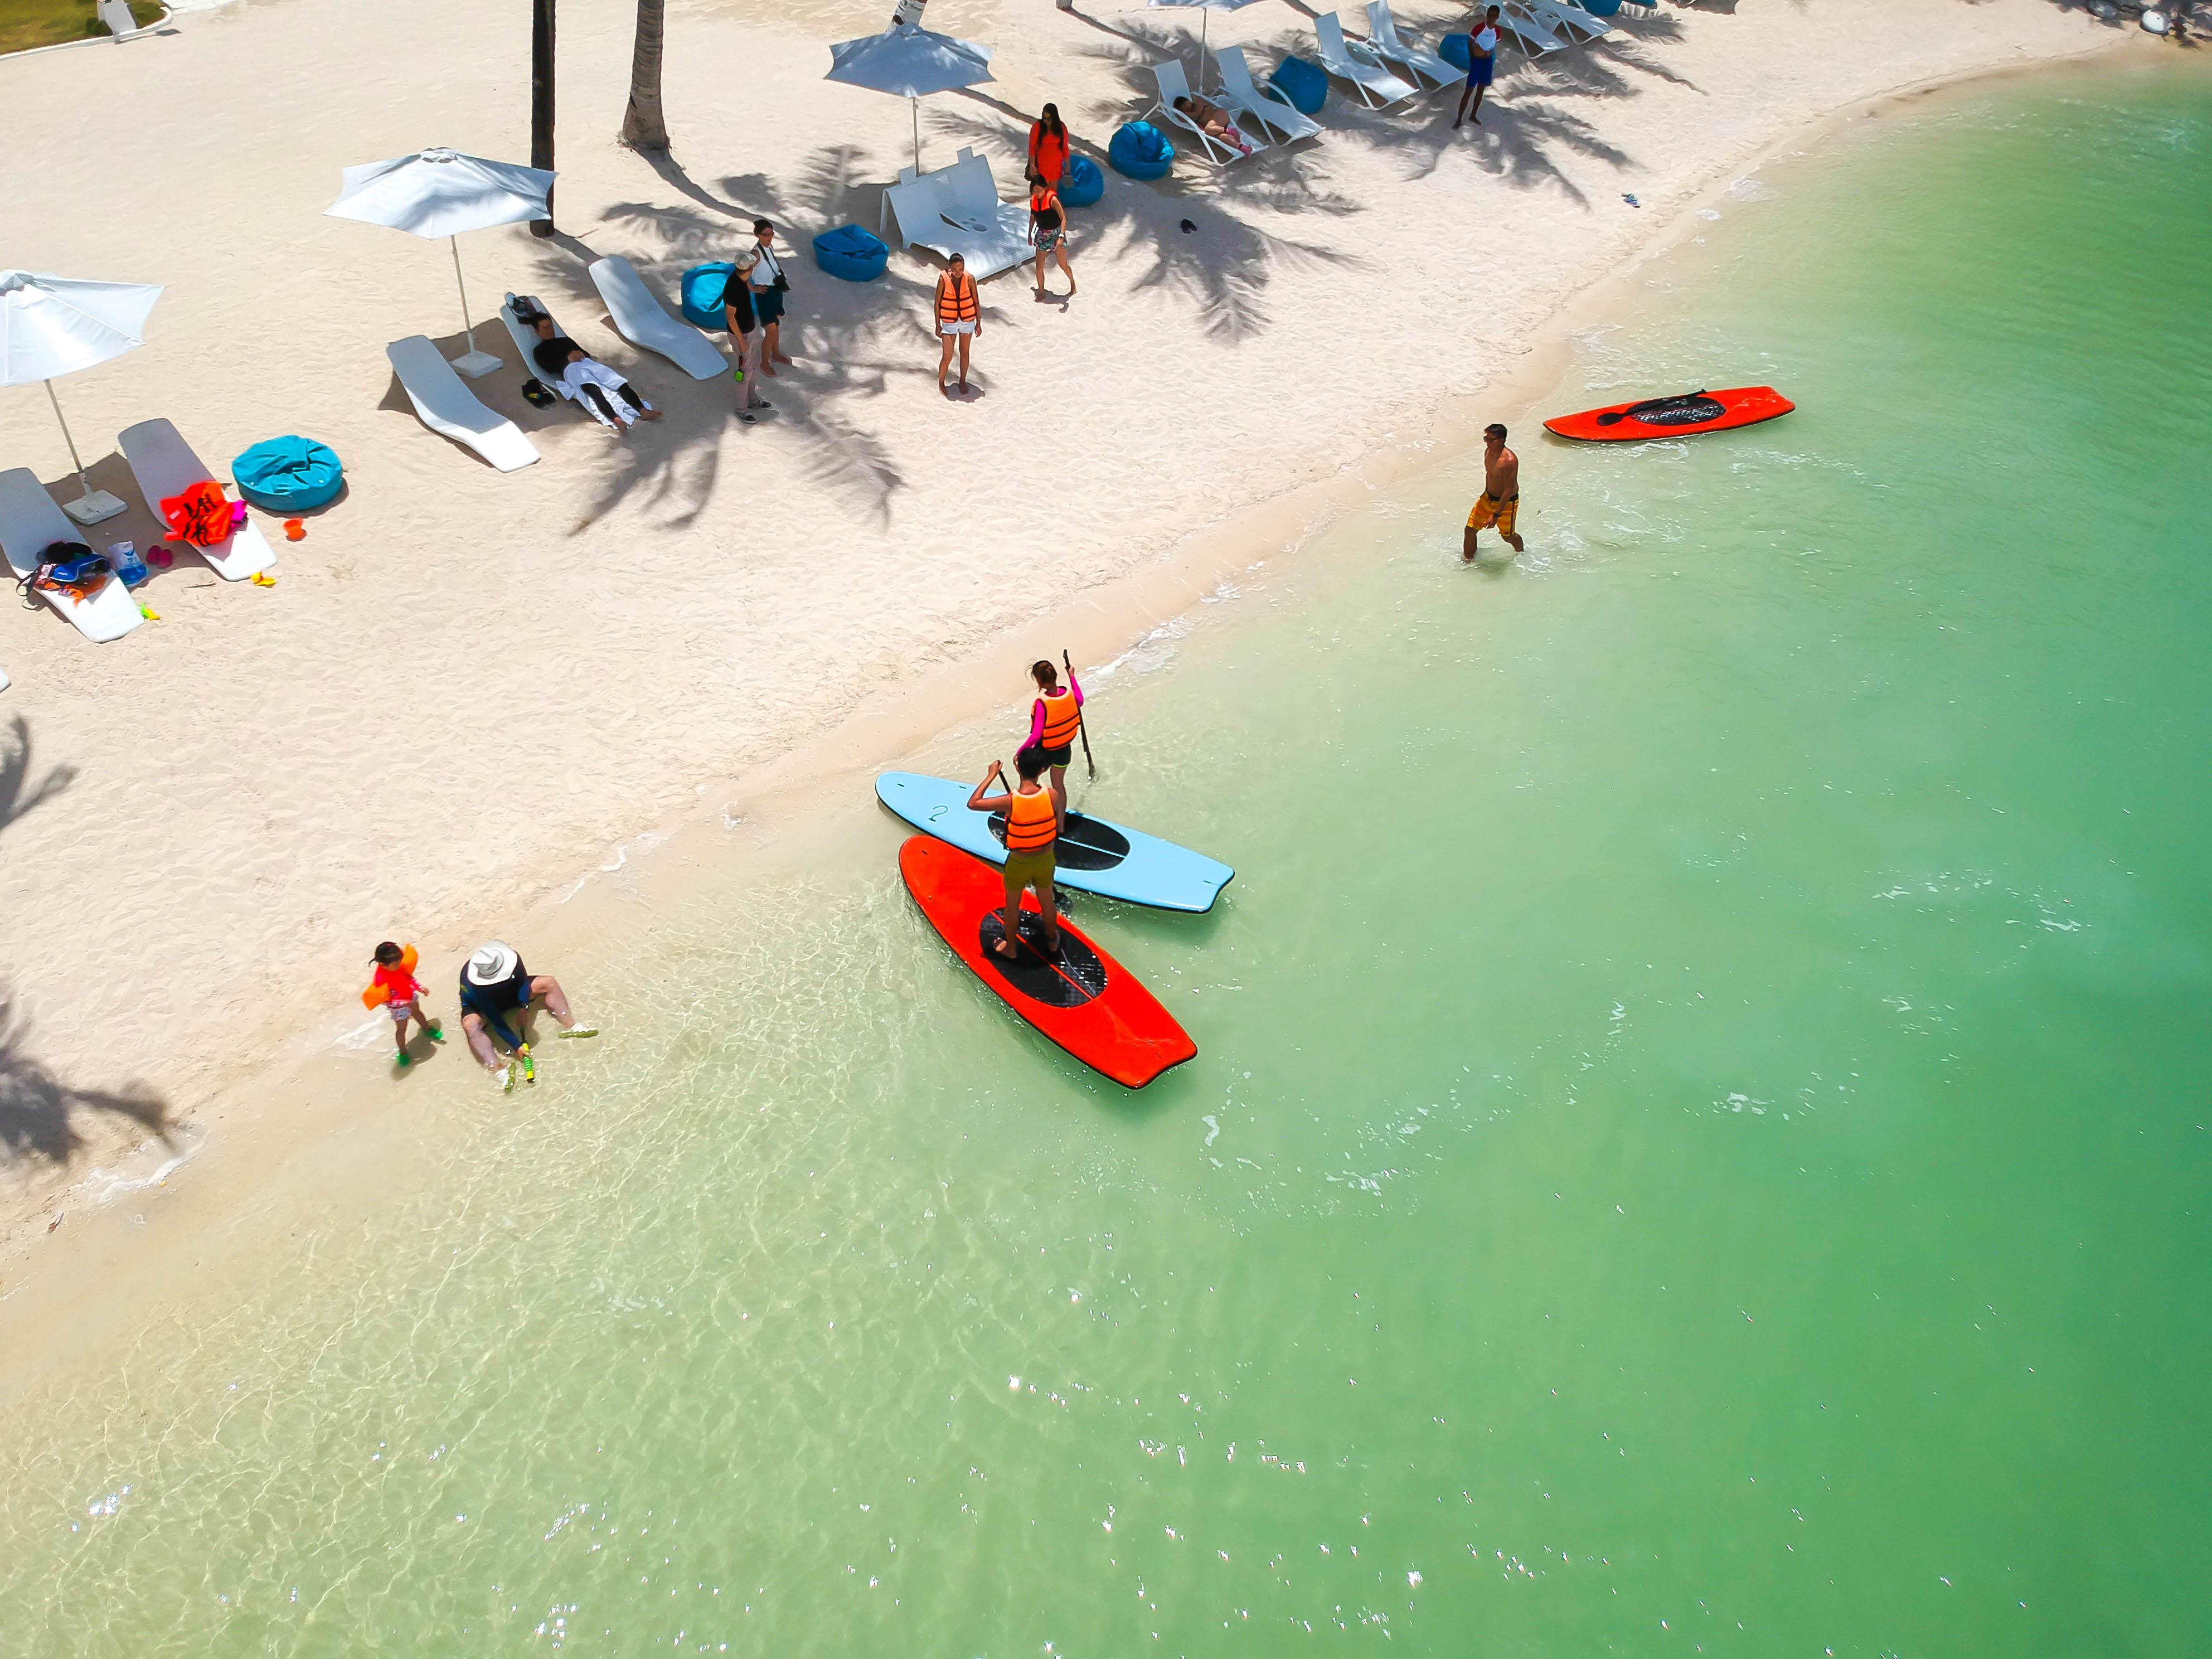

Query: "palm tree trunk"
<box><xmin>530</xmin><ymin>0</ymin><xmax>556</xmax><ymax>236</ymax></box>
<box><xmin>621</xmin><ymin>0</ymin><xmax>670</xmax><ymax>152</ymax></box>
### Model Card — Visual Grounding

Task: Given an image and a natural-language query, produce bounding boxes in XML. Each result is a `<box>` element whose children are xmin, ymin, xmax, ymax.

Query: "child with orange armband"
<box><xmin>364</xmin><ymin>941</ymin><xmax>445</xmax><ymax>1068</ymax></box>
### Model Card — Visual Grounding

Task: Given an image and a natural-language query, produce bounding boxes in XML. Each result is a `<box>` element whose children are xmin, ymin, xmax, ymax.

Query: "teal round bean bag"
<box><xmin>812</xmin><ymin>225</ymin><xmax>889</xmax><ymax>282</ymax></box>
<box><xmin>1059</xmin><ymin>153</ymin><xmax>1105</xmax><ymax>208</ymax></box>
<box><xmin>1270</xmin><ymin>55</ymin><xmax>1328</xmax><ymax>116</ymax></box>
<box><xmin>680</xmin><ymin>262</ymin><xmax>738</xmax><ymax>329</ymax></box>
<box><xmin>1108</xmin><ymin>120</ymin><xmax>1173</xmax><ymax>181</ymax></box>
<box><xmin>232</xmin><ymin>435</ymin><xmax>342</xmax><ymax>513</ymax></box>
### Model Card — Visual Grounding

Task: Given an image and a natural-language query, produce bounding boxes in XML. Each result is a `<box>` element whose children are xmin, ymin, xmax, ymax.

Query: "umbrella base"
<box><xmin>449</xmin><ymin>348</ymin><xmax>504</xmax><ymax>380</ymax></box>
<box><xmin>63</xmin><ymin>489</ymin><xmax>129</xmax><ymax>527</ymax></box>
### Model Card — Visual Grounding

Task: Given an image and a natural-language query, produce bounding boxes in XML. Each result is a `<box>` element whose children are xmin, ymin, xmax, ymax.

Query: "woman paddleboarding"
<box><xmin>1025</xmin><ymin>658</ymin><xmax>1085</xmax><ymax>832</ymax></box>
<box><xmin>967</xmin><ymin>750</ymin><xmax>1061</xmax><ymax>961</ymax></box>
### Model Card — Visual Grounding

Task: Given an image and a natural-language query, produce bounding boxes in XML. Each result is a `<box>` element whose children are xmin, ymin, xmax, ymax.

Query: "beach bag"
<box><xmin>18</xmin><ymin>540</ymin><xmax>111</xmax><ymax>604</ymax></box>
<box><xmin>161</xmin><ymin>479</ymin><xmax>233</xmax><ymax>547</ymax></box>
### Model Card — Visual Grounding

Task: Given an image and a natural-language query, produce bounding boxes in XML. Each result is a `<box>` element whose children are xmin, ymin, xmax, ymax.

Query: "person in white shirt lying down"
<box><xmin>528</xmin><ymin>315</ymin><xmax>663</xmax><ymax>432</ymax></box>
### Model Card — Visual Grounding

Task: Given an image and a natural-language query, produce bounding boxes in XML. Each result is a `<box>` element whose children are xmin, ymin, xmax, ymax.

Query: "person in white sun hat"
<box><xmin>457</xmin><ymin>940</ymin><xmax>598</xmax><ymax>1092</ymax></box>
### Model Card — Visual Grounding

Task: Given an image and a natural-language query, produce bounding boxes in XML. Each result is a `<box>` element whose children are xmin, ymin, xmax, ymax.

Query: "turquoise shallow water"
<box><xmin>6</xmin><ymin>57</ymin><xmax>2212</xmax><ymax>1659</ymax></box>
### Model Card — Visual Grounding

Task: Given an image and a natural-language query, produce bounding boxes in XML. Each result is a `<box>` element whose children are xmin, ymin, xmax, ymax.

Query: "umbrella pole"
<box><xmin>447</xmin><ymin>235</ymin><xmax>503</xmax><ymax>380</ymax></box>
<box><xmin>912</xmin><ymin>95</ymin><xmax>921</xmax><ymax>175</ymax></box>
<box><xmin>46</xmin><ymin>381</ymin><xmax>125</xmax><ymax>527</ymax></box>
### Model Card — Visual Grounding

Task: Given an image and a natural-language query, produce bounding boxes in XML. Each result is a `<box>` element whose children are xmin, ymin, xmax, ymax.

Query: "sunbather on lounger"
<box><xmin>1173</xmin><ymin>95</ymin><xmax>1257</xmax><ymax>157</ymax></box>
<box><xmin>528</xmin><ymin>318</ymin><xmax>662</xmax><ymax>432</ymax></box>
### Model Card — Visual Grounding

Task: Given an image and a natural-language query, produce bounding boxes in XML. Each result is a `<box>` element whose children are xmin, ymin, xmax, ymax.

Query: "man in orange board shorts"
<box><xmin>1463</xmin><ymin>422</ymin><xmax>1525</xmax><ymax>560</ymax></box>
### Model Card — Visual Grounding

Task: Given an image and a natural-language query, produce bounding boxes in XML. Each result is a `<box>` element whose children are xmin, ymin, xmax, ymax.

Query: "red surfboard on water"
<box><xmin>1543</xmin><ymin>386</ymin><xmax>1795</xmax><ymax>443</ymax></box>
<box><xmin>899</xmin><ymin>836</ymin><xmax>1197</xmax><ymax>1089</ymax></box>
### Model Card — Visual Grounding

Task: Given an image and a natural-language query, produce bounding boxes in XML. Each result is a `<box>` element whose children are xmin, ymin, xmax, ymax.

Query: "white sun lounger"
<box><xmin>1151</xmin><ymin>60</ymin><xmax>1267</xmax><ymax>165</ymax></box>
<box><xmin>881</xmin><ymin>152</ymin><xmax>1031</xmax><ymax>280</ymax></box>
<box><xmin>1361</xmin><ymin>1</ymin><xmax>1462</xmax><ymax>88</ymax></box>
<box><xmin>384</xmin><ymin>335</ymin><xmax>540</xmax><ymax>473</ymax></box>
<box><xmin>1214</xmin><ymin>46</ymin><xmax>1323</xmax><ymax>143</ymax></box>
<box><xmin>0</xmin><ymin>467</ymin><xmax>145</xmax><ymax>643</ymax></box>
<box><xmin>1314</xmin><ymin>12</ymin><xmax>1419</xmax><ymax>108</ymax></box>
<box><xmin>589</xmin><ymin>256</ymin><xmax>726</xmax><ymax>381</ymax></box>
<box><xmin>1523</xmin><ymin>0</ymin><xmax>1610</xmax><ymax>42</ymax></box>
<box><xmin>499</xmin><ymin>294</ymin><xmax>590</xmax><ymax>421</ymax></box>
<box><xmin>1493</xmin><ymin>1</ymin><xmax>1569</xmax><ymax>54</ymax></box>
<box><xmin>117</xmin><ymin>419</ymin><xmax>277</xmax><ymax>581</ymax></box>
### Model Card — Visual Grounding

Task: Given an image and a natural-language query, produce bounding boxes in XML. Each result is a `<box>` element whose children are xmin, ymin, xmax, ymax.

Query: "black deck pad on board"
<box><xmin>1602</xmin><ymin>392</ymin><xmax>1728</xmax><ymax>427</ymax></box>
<box><xmin>978</xmin><ymin>911</ymin><xmax>1109</xmax><ymax>1007</ymax></box>
<box><xmin>986</xmin><ymin>812</ymin><xmax>1134</xmax><ymax>872</ymax></box>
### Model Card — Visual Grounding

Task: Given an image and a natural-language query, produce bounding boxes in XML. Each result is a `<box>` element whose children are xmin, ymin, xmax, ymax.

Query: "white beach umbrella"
<box><xmin>826</xmin><ymin>23</ymin><xmax>997</xmax><ymax>174</ymax></box>
<box><xmin>324</xmin><ymin>147</ymin><xmax>556</xmax><ymax>379</ymax></box>
<box><xmin>1146</xmin><ymin>0</ymin><xmax>1268</xmax><ymax>93</ymax></box>
<box><xmin>0</xmin><ymin>269</ymin><xmax>164</xmax><ymax>527</ymax></box>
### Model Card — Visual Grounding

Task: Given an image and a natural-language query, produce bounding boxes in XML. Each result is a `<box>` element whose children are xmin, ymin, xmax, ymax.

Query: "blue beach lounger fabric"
<box><xmin>1059</xmin><ymin>152</ymin><xmax>1105</xmax><ymax>208</ymax></box>
<box><xmin>680</xmin><ymin>263</ymin><xmax>738</xmax><ymax>329</ymax></box>
<box><xmin>1270</xmin><ymin>54</ymin><xmax>1329</xmax><ymax>115</ymax></box>
<box><xmin>1109</xmin><ymin>120</ymin><xmax>1175</xmax><ymax>180</ymax></box>
<box><xmin>812</xmin><ymin>225</ymin><xmax>890</xmax><ymax>282</ymax></box>
<box><xmin>232</xmin><ymin>436</ymin><xmax>343</xmax><ymax>513</ymax></box>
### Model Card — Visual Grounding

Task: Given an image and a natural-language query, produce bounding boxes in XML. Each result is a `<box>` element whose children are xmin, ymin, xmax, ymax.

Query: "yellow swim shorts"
<box><xmin>1467</xmin><ymin>493</ymin><xmax>1519</xmax><ymax>537</ymax></box>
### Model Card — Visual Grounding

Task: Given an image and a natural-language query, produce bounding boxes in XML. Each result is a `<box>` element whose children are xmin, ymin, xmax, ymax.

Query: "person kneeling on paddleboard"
<box><xmin>968</xmin><ymin>750</ymin><xmax>1062</xmax><ymax>961</ymax></box>
<box><xmin>1026</xmin><ymin>659</ymin><xmax>1084</xmax><ymax>832</ymax></box>
<box><xmin>458</xmin><ymin>940</ymin><xmax>599</xmax><ymax>1093</ymax></box>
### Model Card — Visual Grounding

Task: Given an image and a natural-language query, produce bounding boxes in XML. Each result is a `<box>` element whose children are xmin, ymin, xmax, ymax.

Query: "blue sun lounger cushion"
<box><xmin>231</xmin><ymin>435</ymin><xmax>343</xmax><ymax>513</ymax></box>
<box><xmin>1439</xmin><ymin>32</ymin><xmax>1472</xmax><ymax>72</ymax></box>
<box><xmin>680</xmin><ymin>261</ymin><xmax>738</xmax><ymax>329</ymax></box>
<box><xmin>1271</xmin><ymin>55</ymin><xmax>1328</xmax><ymax>116</ymax></box>
<box><xmin>1059</xmin><ymin>153</ymin><xmax>1105</xmax><ymax>208</ymax></box>
<box><xmin>812</xmin><ymin>224</ymin><xmax>890</xmax><ymax>282</ymax></box>
<box><xmin>1108</xmin><ymin>120</ymin><xmax>1174</xmax><ymax>181</ymax></box>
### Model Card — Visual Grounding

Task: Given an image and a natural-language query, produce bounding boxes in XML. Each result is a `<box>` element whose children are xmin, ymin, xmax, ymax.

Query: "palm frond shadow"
<box><xmin>0</xmin><ymin>992</ymin><xmax>170</xmax><ymax>1167</ymax></box>
<box><xmin>0</xmin><ymin>715</ymin><xmax>74</xmax><ymax>843</ymax></box>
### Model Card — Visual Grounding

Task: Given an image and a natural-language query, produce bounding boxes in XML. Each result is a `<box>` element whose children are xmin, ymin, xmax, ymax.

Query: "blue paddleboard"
<box><xmin>875</xmin><ymin>772</ymin><xmax>1234</xmax><ymax>913</ymax></box>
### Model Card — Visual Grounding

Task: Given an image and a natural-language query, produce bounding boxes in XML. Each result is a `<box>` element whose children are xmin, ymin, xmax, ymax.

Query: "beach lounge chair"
<box><xmin>1150</xmin><ymin>60</ymin><xmax>1267</xmax><ymax>166</ymax></box>
<box><xmin>1522</xmin><ymin>0</ymin><xmax>1611</xmax><ymax>43</ymax></box>
<box><xmin>1360</xmin><ymin>1</ymin><xmax>1462</xmax><ymax>89</ymax></box>
<box><xmin>0</xmin><ymin>467</ymin><xmax>145</xmax><ymax>643</ymax></box>
<box><xmin>384</xmin><ymin>336</ymin><xmax>540</xmax><ymax>473</ymax></box>
<box><xmin>499</xmin><ymin>295</ymin><xmax>591</xmax><ymax>419</ymax></box>
<box><xmin>1313</xmin><ymin>12</ymin><xmax>1419</xmax><ymax>108</ymax></box>
<box><xmin>116</xmin><ymin>419</ymin><xmax>278</xmax><ymax>581</ymax></box>
<box><xmin>881</xmin><ymin>151</ymin><xmax>1031</xmax><ymax>280</ymax></box>
<box><xmin>1493</xmin><ymin>1</ymin><xmax>1569</xmax><ymax>54</ymax></box>
<box><xmin>589</xmin><ymin>256</ymin><xmax>726</xmax><ymax>381</ymax></box>
<box><xmin>1214</xmin><ymin>46</ymin><xmax>1323</xmax><ymax>144</ymax></box>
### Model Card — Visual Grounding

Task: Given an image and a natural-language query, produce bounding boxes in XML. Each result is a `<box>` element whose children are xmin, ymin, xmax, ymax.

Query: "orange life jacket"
<box><xmin>1039</xmin><ymin>690</ymin><xmax>1080</xmax><ymax>750</ymax></box>
<box><xmin>161</xmin><ymin>480</ymin><xmax>232</xmax><ymax>547</ymax></box>
<box><xmin>937</xmin><ymin>270</ymin><xmax>978</xmax><ymax>326</ymax></box>
<box><xmin>1029</xmin><ymin>184</ymin><xmax>1061</xmax><ymax>220</ymax></box>
<box><xmin>1004</xmin><ymin>786</ymin><xmax>1057</xmax><ymax>852</ymax></box>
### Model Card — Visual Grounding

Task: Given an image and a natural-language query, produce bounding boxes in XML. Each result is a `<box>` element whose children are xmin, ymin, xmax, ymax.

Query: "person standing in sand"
<box><xmin>737</xmin><ymin>219</ymin><xmax>793</xmax><ymax>376</ymax></box>
<box><xmin>935</xmin><ymin>253</ymin><xmax>980</xmax><ymax>397</ymax></box>
<box><xmin>1029</xmin><ymin>171</ymin><xmax>1076</xmax><ymax>299</ymax></box>
<box><xmin>967</xmin><ymin>751</ymin><xmax>1063</xmax><ymax>962</ymax></box>
<box><xmin>1453</xmin><ymin>7</ymin><xmax>1501</xmax><ymax>130</ymax></box>
<box><xmin>722</xmin><ymin>269</ymin><xmax>770</xmax><ymax>422</ymax></box>
<box><xmin>1463</xmin><ymin>423</ymin><xmax>1525</xmax><ymax>560</ymax></box>
<box><xmin>1027</xmin><ymin>104</ymin><xmax>1071</xmax><ymax>192</ymax></box>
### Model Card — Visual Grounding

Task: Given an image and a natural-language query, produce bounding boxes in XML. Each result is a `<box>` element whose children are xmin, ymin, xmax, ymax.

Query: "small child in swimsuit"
<box><xmin>370</xmin><ymin>941</ymin><xmax>444</xmax><ymax>1068</ymax></box>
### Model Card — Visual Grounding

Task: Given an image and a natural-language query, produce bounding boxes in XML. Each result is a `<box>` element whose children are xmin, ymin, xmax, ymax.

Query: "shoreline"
<box><xmin>0</xmin><ymin>4</ymin><xmax>2146</xmax><ymax>1368</ymax></box>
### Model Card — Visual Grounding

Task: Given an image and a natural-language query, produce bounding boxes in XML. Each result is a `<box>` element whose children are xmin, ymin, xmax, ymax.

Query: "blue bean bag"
<box><xmin>1271</xmin><ymin>55</ymin><xmax>1328</xmax><ymax>117</ymax></box>
<box><xmin>1059</xmin><ymin>152</ymin><xmax>1105</xmax><ymax>209</ymax></box>
<box><xmin>812</xmin><ymin>224</ymin><xmax>890</xmax><ymax>282</ymax></box>
<box><xmin>1439</xmin><ymin>32</ymin><xmax>1472</xmax><ymax>72</ymax></box>
<box><xmin>680</xmin><ymin>261</ymin><xmax>738</xmax><ymax>329</ymax></box>
<box><xmin>1108</xmin><ymin>120</ymin><xmax>1173</xmax><ymax>182</ymax></box>
<box><xmin>231</xmin><ymin>435</ymin><xmax>343</xmax><ymax>513</ymax></box>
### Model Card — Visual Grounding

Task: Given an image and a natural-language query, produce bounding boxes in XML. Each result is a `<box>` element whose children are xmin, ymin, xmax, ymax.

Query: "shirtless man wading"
<box><xmin>1463</xmin><ymin>422</ymin><xmax>1525</xmax><ymax>560</ymax></box>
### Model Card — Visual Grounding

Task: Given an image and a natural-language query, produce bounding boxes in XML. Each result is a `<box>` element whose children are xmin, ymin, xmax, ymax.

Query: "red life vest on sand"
<box><xmin>161</xmin><ymin>480</ymin><xmax>232</xmax><ymax>547</ymax></box>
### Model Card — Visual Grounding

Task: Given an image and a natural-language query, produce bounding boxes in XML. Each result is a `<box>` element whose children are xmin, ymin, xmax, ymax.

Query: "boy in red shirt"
<box><xmin>370</xmin><ymin>940</ymin><xmax>445</xmax><ymax>1068</ymax></box>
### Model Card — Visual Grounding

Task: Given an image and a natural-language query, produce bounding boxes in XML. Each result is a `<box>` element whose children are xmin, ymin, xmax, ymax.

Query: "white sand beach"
<box><xmin>0</xmin><ymin>0</ymin><xmax>2126</xmax><ymax>1243</ymax></box>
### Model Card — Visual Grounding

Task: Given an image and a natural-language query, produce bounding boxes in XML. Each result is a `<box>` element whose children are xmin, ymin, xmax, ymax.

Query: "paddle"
<box><xmin>1596</xmin><ymin>390</ymin><xmax>1711</xmax><ymax>427</ymax></box>
<box><xmin>1064</xmin><ymin>649</ymin><xmax>1095</xmax><ymax>779</ymax></box>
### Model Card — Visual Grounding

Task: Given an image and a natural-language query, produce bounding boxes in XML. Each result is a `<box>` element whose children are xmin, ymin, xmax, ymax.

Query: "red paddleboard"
<box><xmin>1543</xmin><ymin>386</ymin><xmax>1794</xmax><ymax>443</ymax></box>
<box><xmin>899</xmin><ymin>836</ymin><xmax>1197</xmax><ymax>1089</ymax></box>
